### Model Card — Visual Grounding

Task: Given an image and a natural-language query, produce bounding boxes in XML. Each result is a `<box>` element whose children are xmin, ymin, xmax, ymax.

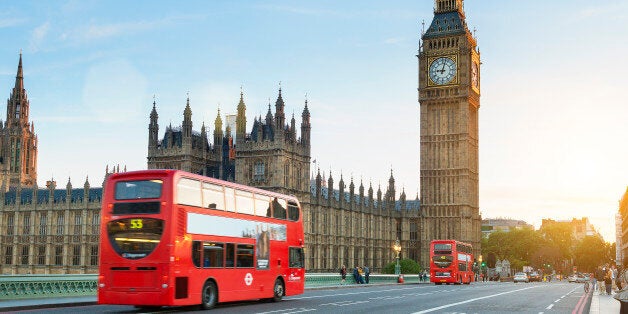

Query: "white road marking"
<box><xmin>320</xmin><ymin>300</ymin><xmax>369</xmax><ymax>307</ymax></box>
<box><xmin>288</xmin><ymin>286</ymin><xmax>421</xmax><ymax>300</ymax></box>
<box><xmin>546</xmin><ymin>304</ymin><xmax>554</xmax><ymax>310</ymax></box>
<box><xmin>411</xmin><ymin>285</ymin><xmax>542</xmax><ymax>314</ymax></box>
<box><xmin>256</xmin><ymin>308</ymin><xmax>316</xmax><ymax>314</ymax></box>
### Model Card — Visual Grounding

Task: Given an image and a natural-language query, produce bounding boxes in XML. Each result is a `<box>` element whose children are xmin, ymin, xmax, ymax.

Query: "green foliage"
<box><xmin>573</xmin><ymin>235</ymin><xmax>607</xmax><ymax>272</ymax></box>
<box><xmin>482</xmin><ymin>228</ymin><xmax>543</xmax><ymax>268</ymax></box>
<box><xmin>382</xmin><ymin>259</ymin><xmax>422</xmax><ymax>274</ymax></box>
<box><xmin>482</xmin><ymin>224</ymin><xmax>614</xmax><ymax>275</ymax></box>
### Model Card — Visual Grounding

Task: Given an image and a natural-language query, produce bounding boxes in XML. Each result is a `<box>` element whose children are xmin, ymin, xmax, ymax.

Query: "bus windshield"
<box><xmin>115</xmin><ymin>180</ymin><xmax>163</xmax><ymax>200</ymax></box>
<box><xmin>107</xmin><ymin>218</ymin><xmax>164</xmax><ymax>259</ymax></box>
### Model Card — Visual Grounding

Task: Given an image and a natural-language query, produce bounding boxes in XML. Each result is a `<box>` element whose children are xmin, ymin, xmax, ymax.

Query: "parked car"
<box><xmin>529</xmin><ymin>272</ymin><xmax>541</xmax><ymax>282</ymax></box>
<box><xmin>513</xmin><ymin>272</ymin><xmax>529</xmax><ymax>283</ymax></box>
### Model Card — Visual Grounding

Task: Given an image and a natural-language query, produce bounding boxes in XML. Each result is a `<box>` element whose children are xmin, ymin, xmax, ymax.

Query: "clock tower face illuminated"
<box><xmin>417</xmin><ymin>0</ymin><xmax>481</xmax><ymax>269</ymax></box>
<box><xmin>428</xmin><ymin>56</ymin><xmax>457</xmax><ymax>85</ymax></box>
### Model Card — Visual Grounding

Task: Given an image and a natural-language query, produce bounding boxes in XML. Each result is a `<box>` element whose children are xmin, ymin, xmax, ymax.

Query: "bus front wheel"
<box><xmin>272</xmin><ymin>278</ymin><xmax>284</xmax><ymax>302</ymax></box>
<box><xmin>201</xmin><ymin>280</ymin><xmax>217</xmax><ymax>310</ymax></box>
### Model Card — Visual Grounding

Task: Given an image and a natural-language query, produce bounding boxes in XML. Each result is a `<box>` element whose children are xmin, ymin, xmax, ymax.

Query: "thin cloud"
<box><xmin>29</xmin><ymin>22</ymin><xmax>50</xmax><ymax>52</ymax></box>
<box><xmin>384</xmin><ymin>37</ymin><xmax>404</xmax><ymax>45</ymax></box>
<box><xmin>257</xmin><ymin>4</ymin><xmax>344</xmax><ymax>17</ymax></box>
<box><xmin>66</xmin><ymin>14</ymin><xmax>205</xmax><ymax>43</ymax></box>
<box><xmin>0</xmin><ymin>17</ymin><xmax>27</xmax><ymax>28</ymax></box>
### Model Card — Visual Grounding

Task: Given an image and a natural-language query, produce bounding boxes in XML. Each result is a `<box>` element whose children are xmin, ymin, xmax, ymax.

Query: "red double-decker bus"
<box><xmin>97</xmin><ymin>169</ymin><xmax>305</xmax><ymax>309</ymax></box>
<box><xmin>429</xmin><ymin>239</ymin><xmax>474</xmax><ymax>285</ymax></box>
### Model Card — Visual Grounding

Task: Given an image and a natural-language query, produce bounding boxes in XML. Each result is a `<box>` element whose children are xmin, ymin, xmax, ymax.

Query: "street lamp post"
<box><xmin>393</xmin><ymin>238</ymin><xmax>401</xmax><ymax>275</ymax></box>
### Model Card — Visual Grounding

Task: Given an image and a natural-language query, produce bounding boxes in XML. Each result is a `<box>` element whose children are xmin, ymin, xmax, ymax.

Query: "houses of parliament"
<box><xmin>0</xmin><ymin>0</ymin><xmax>481</xmax><ymax>274</ymax></box>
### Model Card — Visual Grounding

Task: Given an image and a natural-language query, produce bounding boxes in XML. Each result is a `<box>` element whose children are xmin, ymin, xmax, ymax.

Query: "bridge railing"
<box><xmin>0</xmin><ymin>273</ymin><xmax>420</xmax><ymax>300</ymax></box>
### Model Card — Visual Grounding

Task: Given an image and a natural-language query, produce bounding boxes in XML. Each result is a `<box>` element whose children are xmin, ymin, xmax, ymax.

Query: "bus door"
<box><xmin>285</xmin><ymin>247</ymin><xmax>305</xmax><ymax>294</ymax></box>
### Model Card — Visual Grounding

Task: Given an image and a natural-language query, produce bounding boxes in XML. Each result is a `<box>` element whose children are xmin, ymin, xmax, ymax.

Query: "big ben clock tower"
<box><xmin>418</xmin><ymin>0</ymin><xmax>482</xmax><ymax>266</ymax></box>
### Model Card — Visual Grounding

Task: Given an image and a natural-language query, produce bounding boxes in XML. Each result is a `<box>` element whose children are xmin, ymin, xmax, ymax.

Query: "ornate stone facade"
<box><xmin>0</xmin><ymin>176</ymin><xmax>106</xmax><ymax>274</ymax></box>
<box><xmin>306</xmin><ymin>171</ymin><xmax>420</xmax><ymax>272</ymax></box>
<box><xmin>417</xmin><ymin>0</ymin><xmax>482</xmax><ymax>266</ymax></box>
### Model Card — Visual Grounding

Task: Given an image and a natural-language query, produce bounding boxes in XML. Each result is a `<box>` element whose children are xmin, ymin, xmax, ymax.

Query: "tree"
<box><xmin>539</xmin><ymin>222</ymin><xmax>574</xmax><ymax>262</ymax></box>
<box><xmin>573</xmin><ymin>235</ymin><xmax>608</xmax><ymax>272</ymax></box>
<box><xmin>481</xmin><ymin>229</ymin><xmax>543</xmax><ymax>270</ymax></box>
<box><xmin>382</xmin><ymin>258</ymin><xmax>422</xmax><ymax>274</ymax></box>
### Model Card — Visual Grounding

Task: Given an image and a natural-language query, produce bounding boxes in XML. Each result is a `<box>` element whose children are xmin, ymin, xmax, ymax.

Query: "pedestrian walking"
<box><xmin>605</xmin><ymin>267</ymin><xmax>613</xmax><ymax>295</ymax></box>
<box><xmin>596</xmin><ymin>266</ymin><xmax>605</xmax><ymax>294</ymax></box>
<box><xmin>340</xmin><ymin>265</ymin><xmax>347</xmax><ymax>285</ymax></box>
<box><xmin>363</xmin><ymin>265</ymin><xmax>370</xmax><ymax>284</ymax></box>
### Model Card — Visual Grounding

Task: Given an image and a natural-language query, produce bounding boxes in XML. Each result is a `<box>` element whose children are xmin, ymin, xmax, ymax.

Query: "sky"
<box><xmin>0</xmin><ymin>0</ymin><xmax>625</xmax><ymax>243</ymax></box>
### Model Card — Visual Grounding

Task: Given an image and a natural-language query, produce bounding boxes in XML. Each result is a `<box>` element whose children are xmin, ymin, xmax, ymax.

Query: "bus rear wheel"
<box><xmin>201</xmin><ymin>280</ymin><xmax>217</xmax><ymax>310</ymax></box>
<box><xmin>272</xmin><ymin>278</ymin><xmax>284</xmax><ymax>302</ymax></box>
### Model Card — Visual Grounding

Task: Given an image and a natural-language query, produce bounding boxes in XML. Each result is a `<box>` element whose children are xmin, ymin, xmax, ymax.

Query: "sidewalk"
<box><xmin>589</xmin><ymin>289</ymin><xmax>620</xmax><ymax>314</ymax></box>
<box><xmin>0</xmin><ymin>296</ymin><xmax>96</xmax><ymax>311</ymax></box>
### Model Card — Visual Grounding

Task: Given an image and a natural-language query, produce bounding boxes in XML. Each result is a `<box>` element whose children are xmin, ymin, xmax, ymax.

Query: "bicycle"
<box><xmin>583</xmin><ymin>281</ymin><xmax>590</xmax><ymax>293</ymax></box>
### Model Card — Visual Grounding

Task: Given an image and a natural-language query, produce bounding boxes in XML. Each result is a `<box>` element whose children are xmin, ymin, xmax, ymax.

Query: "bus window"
<box><xmin>236</xmin><ymin>191</ymin><xmax>254</xmax><ymax>216</ymax></box>
<box><xmin>272</xmin><ymin>198</ymin><xmax>287</xmax><ymax>220</ymax></box>
<box><xmin>203</xmin><ymin>242</ymin><xmax>224</xmax><ymax>268</ymax></box>
<box><xmin>254</xmin><ymin>194</ymin><xmax>272</xmax><ymax>217</ymax></box>
<box><xmin>289</xmin><ymin>247</ymin><xmax>304</xmax><ymax>268</ymax></box>
<box><xmin>224</xmin><ymin>188</ymin><xmax>236</xmax><ymax>212</ymax></box>
<box><xmin>177</xmin><ymin>178</ymin><xmax>202</xmax><ymax>207</ymax></box>
<box><xmin>115</xmin><ymin>180</ymin><xmax>162</xmax><ymax>200</ymax></box>
<box><xmin>236</xmin><ymin>244</ymin><xmax>254</xmax><ymax>268</ymax></box>
<box><xmin>202</xmin><ymin>183</ymin><xmax>224</xmax><ymax>210</ymax></box>
<box><xmin>288</xmin><ymin>203</ymin><xmax>299</xmax><ymax>221</ymax></box>
<box><xmin>225</xmin><ymin>243</ymin><xmax>235</xmax><ymax>267</ymax></box>
<box><xmin>192</xmin><ymin>241</ymin><xmax>201</xmax><ymax>267</ymax></box>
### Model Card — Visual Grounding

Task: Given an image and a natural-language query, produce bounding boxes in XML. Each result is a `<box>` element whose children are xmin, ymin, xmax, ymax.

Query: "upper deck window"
<box><xmin>115</xmin><ymin>180</ymin><xmax>163</xmax><ymax>200</ymax></box>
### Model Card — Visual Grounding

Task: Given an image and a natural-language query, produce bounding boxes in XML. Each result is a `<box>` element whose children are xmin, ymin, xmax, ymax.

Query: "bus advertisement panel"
<box><xmin>97</xmin><ymin>170</ymin><xmax>305</xmax><ymax>309</ymax></box>
<box><xmin>429</xmin><ymin>239</ymin><xmax>474</xmax><ymax>285</ymax></box>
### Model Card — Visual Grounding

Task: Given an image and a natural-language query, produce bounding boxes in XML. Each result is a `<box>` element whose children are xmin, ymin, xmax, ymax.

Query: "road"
<box><xmin>16</xmin><ymin>281</ymin><xmax>590</xmax><ymax>314</ymax></box>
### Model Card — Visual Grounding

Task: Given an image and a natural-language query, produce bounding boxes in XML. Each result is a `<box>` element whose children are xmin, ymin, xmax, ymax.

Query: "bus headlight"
<box><xmin>162</xmin><ymin>283</ymin><xmax>168</xmax><ymax>289</ymax></box>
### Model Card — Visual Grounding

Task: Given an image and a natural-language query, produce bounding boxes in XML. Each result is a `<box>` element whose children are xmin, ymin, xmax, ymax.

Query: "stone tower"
<box><xmin>417</xmin><ymin>0</ymin><xmax>482</xmax><ymax>266</ymax></box>
<box><xmin>146</xmin><ymin>97</ymin><xmax>222</xmax><ymax>177</ymax></box>
<box><xmin>0</xmin><ymin>53</ymin><xmax>38</xmax><ymax>189</ymax></box>
<box><xmin>234</xmin><ymin>87</ymin><xmax>310</xmax><ymax>203</ymax></box>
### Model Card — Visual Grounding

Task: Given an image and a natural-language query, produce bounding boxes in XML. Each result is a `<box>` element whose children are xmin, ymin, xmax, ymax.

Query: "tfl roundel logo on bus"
<box><xmin>244</xmin><ymin>273</ymin><xmax>254</xmax><ymax>286</ymax></box>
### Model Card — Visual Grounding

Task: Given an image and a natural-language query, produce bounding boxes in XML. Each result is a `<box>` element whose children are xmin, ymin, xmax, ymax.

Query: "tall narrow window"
<box><xmin>92</xmin><ymin>212</ymin><xmax>100</xmax><ymax>234</ymax></box>
<box><xmin>54</xmin><ymin>246</ymin><xmax>63</xmax><ymax>265</ymax></box>
<box><xmin>284</xmin><ymin>163</ymin><xmax>289</xmax><ymax>186</ymax></box>
<box><xmin>74</xmin><ymin>213</ymin><xmax>82</xmax><ymax>235</ymax></box>
<box><xmin>90</xmin><ymin>245</ymin><xmax>99</xmax><ymax>266</ymax></box>
<box><xmin>21</xmin><ymin>245</ymin><xmax>29</xmax><ymax>265</ymax></box>
<box><xmin>254</xmin><ymin>161</ymin><xmax>265</xmax><ymax>181</ymax></box>
<box><xmin>57</xmin><ymin>214</ymin><xmax>65</xmax><ymax>235</ymax></box>
<box><xmin>6</xmin><ymin>214</ymin><xmax>14</xmax><ymax>236</ymax></box>
<box><xmin>22</xmin><ymin>215</ymin><xmax>30</xmax><ymax>235</ymax></box>
<box><xmin>4</xmin><ymin>246</ymin><xmax>13</xmax><ymax>264</ymax></box>
<box><xmin>39</xmin><ymin>212</ymin><xmax>47</xmax><ymax>235</ymax></box>
<box><xmin>72</xmin><ymin>245</ymin><xmax>81</xmax><ymax>266</ymax></box>
<box><xmin>37</xmin><ymin>245</ymin><xmax>46</xmax><ymax>265</ymax></box>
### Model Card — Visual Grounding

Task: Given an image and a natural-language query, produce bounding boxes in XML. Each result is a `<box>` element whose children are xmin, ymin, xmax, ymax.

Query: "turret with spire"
<box><xmin>182</xmin><ymin>95</ymin><xmax>193</xmax><ymax>139</ymax></box>
<box><xmin>275</xmin><ymin>84</ymin><xmax>285</xmax><ymax>133</ymax></box>
<box><xmin>301</xmin><ymin>97</ymin><xmax>311</xmax><ymax>147</ymax></box>
<box><xmin>236</xmin><ymin>88</ymin><xmax>247</xmax><ymax>142</ymax></box>
<box><xmin>213</xmin><ymin>108</ymin><xmax>224</xmax><ymax>174</ymax></box>
<box><xmin>148</xmin><ymin>98</ymin><xmax>159</xmax><ymax>151</ymax></box>
<box><xmin>0</xmin><ymin>52</ymin><xmax>38</xmax><ymax>189</ymax></box>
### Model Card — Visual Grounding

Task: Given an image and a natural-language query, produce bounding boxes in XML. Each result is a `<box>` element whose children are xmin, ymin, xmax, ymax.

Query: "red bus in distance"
<box><xmin>429</xmin><ymin>239</ymin><xmax>474</xmax><ymax>285</ymax></box>
<box><xmin>97</xmin><ymin>169</ymin><xmax>305</xmax><ymax>309</ymax></box>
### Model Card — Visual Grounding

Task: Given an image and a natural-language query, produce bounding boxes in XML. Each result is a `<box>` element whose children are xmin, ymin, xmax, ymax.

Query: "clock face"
<box><xmin>471</xmin><ymin>62</ymin><xmax>479</xmax><ymax>88</ymax></box>
<box><xmin>429</xmin><ymin>57</ymin><xmax>457</xmax><ymax>85</ymax></box>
